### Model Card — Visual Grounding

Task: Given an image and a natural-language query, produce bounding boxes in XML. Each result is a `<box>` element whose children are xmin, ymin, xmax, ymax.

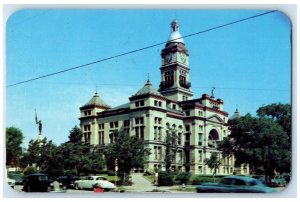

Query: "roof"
<box><xmin>132</xmin><ymin>80</ymin><xmax>163</xmax><ymax>97</ymax></box>
<box><xmin>229</xmin><ymin>108</ymin><xmax>240</xmax><ymax>120</ymax></box>
<box><xmin>167</xmin><ymin>19</ymin><xmax>184</xmax><ymax>44</ymax></box>
<box><xmin>82</xmin><ymin>92</ymin><xmax>110</xmax><ymax>108</ymax></box>
<box><xmin>107</xmin><ymin>102</ymin><xmax>130</xmax><ymax>111</ymax></box>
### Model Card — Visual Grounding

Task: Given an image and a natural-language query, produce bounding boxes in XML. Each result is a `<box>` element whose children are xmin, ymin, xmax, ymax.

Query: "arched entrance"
<box><xmin>208</xmin><ymin>129</ymin><xmax>219</xmax><ymax>148</ymax></box>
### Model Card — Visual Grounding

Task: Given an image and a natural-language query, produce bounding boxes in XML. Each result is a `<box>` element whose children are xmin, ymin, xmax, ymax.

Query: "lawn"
<box><xmin>143</xmin><ymin>175</ymin><xmax>155</xmax><ymax>184</ymax></box>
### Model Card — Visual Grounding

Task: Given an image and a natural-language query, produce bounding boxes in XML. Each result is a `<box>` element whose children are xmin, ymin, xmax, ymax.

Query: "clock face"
<box><xmin>165</xmin><ymin>54</ymin><xmax>172</xmax><ymax>63</ymax></box>
<box><xmin>180</xmin><ymin>52</ymin><xmax>186</xmax><ymax>63</ymax></box>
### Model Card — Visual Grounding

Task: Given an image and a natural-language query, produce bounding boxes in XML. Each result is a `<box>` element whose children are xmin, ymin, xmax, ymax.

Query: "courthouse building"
<box><xmin>79</xmin><ymin>20</ymin><xmax>249</xmax><ymax>175</ymax></box>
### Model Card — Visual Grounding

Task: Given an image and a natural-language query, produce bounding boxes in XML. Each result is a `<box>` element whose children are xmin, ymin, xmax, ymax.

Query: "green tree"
<box><xmin>105</xmin><ymin>131</ymin><xmax>150</xmax><ymax>184</ymax></box>
<box><xmin>19</xmin><ymin>139</ymin><xmax>42</xmax><ymax>167</ymax></box>
<box><xmin>165</xmin><ymin>127</ymin><xmax>178</xmax><ymax>172</ymax></box>
<box><xmin>218</xmin><ymin>113</ymin><xmax>291</xmax><ymax>181</ymax></box>
<box><xmin>6</xmin><ymin>127</ymin><xmax>24</xmax><ymax>167</ymax></box>
<box><xmin>204</xmin><ymin>152</ymin><xmax>221</xmax><ymax>182</ymax></box>
<box><xmin>68</xmin><ymin>125</ymin><xmax>82</xmax><ymax>144</ymax></box>
<box><xmin>19</xmin><ymin>138</ymin><xmax>64</xmax><ymax>175</ymax></box>
<box><xmin>257</xmin><ymin>103</ymin><xmax>291</xmax><ymax>138</ymax></box>
<box><xmin>58</xmin><ymin>126</ymin><xmax>105</xmax><ymax>175</ymax></box>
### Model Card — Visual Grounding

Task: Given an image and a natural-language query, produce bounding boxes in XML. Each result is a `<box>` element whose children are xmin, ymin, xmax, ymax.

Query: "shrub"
<box><xmin>190</xmin><ymin>175</ymin><xmax>223</xmax><ymax>185</ymax></box>
<box><xmin>107</xmin><ymin>170</ymin><xmax>115</xmax><ymax>176</ymax></box>
<box><xmin>175</xmin><ymin>172</ymin><xmax>191</xmax><ymax>184</ymax></box>
<box><xmin>23</xmin><ymin>166</ymin><xmax>36</xmax><ymax>176</ymax></box>
<box><xmin>158</xmin><ymin>171</ymin><xmax>174</xmax><ymax>186</ymax></box>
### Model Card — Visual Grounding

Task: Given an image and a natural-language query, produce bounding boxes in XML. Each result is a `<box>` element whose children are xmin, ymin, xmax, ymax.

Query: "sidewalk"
<box><xmin>122</xmin><ymin>174</ymin><xmax>196</xmax><ymax>193</ymax></box>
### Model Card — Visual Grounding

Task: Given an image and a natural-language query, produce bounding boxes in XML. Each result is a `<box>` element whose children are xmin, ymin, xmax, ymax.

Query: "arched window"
<box><xmin>208</xmin><ymin>129</ymin><xmax>219</xmax><ymax>148</ymax></box>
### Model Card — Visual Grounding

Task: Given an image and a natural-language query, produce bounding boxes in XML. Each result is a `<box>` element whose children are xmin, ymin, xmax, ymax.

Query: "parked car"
<box><xmin>271</xmin><ymin>175</ymin><xmax>287</xmax><ymax>187</ymax></box>
<box><xmin>251</xmin><ymin>175</ymin><xmax>266</xmax><ymax>184</ymax></box>
<box><xmin>196</xmin><ymin>175</ymin><xmax>276</xmax><ymax>193</ymax></box>
<box><xmin>74</xmin><ymin>176</ymin><xmax>115</xmax><ymax>191</ymax></box>
<box><xmin>55</xmin><ymin>175</ymin><xmax>79</xmax><ymax>189</ymax></box>
<box><xmin>6</xmin><ymin>177</ymin><xmax>16</xmax><ymax>189</ymax></box>
<box><xmin>22</xmin><ymin>173</ymin><xmax>64</xmax><ymax>192</ymax></box>
<box><xmin>8</xmin><ymin>172</ymin><xmax>24</xmax><ymax>185</ymax></box>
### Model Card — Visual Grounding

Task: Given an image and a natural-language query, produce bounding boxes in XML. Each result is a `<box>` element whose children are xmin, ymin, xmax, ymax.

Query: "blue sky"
<box><xmin>5</xmin><ymin>9</ymin><xmax>291</xmax><ymax>147</ymax></box>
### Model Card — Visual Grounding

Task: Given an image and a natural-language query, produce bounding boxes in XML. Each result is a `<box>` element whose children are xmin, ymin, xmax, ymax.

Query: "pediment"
<box><xmin>207</xmin><ymin>114</ymin><xmax>224</xmax><ymax>123</ymax></box>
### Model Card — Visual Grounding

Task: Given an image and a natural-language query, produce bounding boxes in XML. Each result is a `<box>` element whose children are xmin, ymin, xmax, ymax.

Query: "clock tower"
<box><xmin>159</xmin><ymin>20</ymin><xmax>193</xmax><ymax>102</ymax></box>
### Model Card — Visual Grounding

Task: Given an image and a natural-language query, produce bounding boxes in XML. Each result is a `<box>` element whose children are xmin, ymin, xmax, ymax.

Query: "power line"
<box><xmin>7</xmin><ymin>10</ymin><xmax>277</xmax><ymax>88</ymax></box>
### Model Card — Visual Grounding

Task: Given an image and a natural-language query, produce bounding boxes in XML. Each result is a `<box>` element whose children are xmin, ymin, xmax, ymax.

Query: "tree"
<box><xmin>58</xmin><ymin>126</ymin><xmax>105</xmax><ymax>175</ymax></box>
<box><xmin>68</xmin><ymin>125</ymin><xmax>82</xmax><ymax>144</ymax></box>
<box><xmin>257</xmin><ymin>103</ymin><xmax>291</xmax><ymax>138</ymax></box>
<box><xmin>6</xmin><ymin>127</ymin><xmax>24</xmax><ymax>167</ymax></box>
<box><xmin>19</xmin><ymin>138</ymin><xmax>65</xmax><ymax>175</ymax></box>
<box><xmin>105</xmin><ymin>131</ymin><xmax>150</xmax><ymax>184</ymax></box>
<box><xmin>204</xmin><ymin>152</ymin><xmax>221</xmax><ymax>182</ymax></box>
<box><xmin>164</xmin><ymin>127</ymin><xmax>178</xmax><ymax>172</ymax></box>
<box><xmin>218</xmin><ymin>113</ymin><xmax>291</xmax><ymax>181</ymax></box>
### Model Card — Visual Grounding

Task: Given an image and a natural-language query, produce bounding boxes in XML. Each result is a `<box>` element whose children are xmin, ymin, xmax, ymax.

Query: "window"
<box><xmin>178</xmin><ymin>150</ymin><xmax>183</xmax><ymax>162</ymax></box>
<box><xmin>140</xmin><ymin>100</ymin><xmax>144</xmax><ymax>106</ymax></box>
<box><xmin>198</xmin><ymin>133</ymin><xmax>203</xmax><ymax>145</ymax></box>
<box><xmin>158</xmin><ymin>127</ymin><xmax>162</xmax><ymax>141</ymax></box>
<box><xmin>234</xmin><ymin>179</ymin><xmax>246</xmax><ymax>186</ymax></box>
<box><xmin>124</xmin><ymin>120</ymin><xmax>130</xmax><ymax>127</ymax></box>
<box><xmin>99</xmin><ymin>131</ymin><xmax>104</xmax><ymax>144</ymax></box>
<box><xmin>185</xmin><ymin>125</ymin><xmax>190</xmax><ymax>132</ymax></box>
<box><xmin>154</xmin><ymin>100</ymin><xmax>158</xmax><ymax>106</ymax></box>
<box><xmin>198</xmin><ymin>166</ymin><xmax>203</xmax><ymax>174</ymax></box>
<box><xmin>199</xmin><ymin>125</ymin><xmax>203</xmax><ymax>131</ymax></box>
<box><xmin>135</xmin><ymin>127</ymin><xmax>139</xmax><ymax>138</ymax></box>
<box><xmin>140</xmin><ymin>127</ymin><xmax>144</xmax><ymax>140</ymax></box>
<box><xmin>178</xmin><ymin>133</ymin><xmax>182</xmax><ymax>145</ymax></box>
<box><xmin>159</xmin><ymin>147</ymin><xmax>162</xmax><ymax>160</ymax></box>
<box><xmin>172</xmin><ymin>104</ymin><xmax>176</xmax><ymax>109</ymax></box>
<box><xmin>114</xmin><ymin>121</ymin><xmax>118</xmax><ymax>128</ymax></box>
<box><xmin>185</xmin><ymin>110</ymin><xmax>190</xmax><ymax>116</ymax></box>
<box><xmin>84</xmin><ymin>110</ymin><xmax>91</xmax><ymax>116</ymax></box>
<box><xmin>140</xmin><ymin>117</ymin><xmax>144</xmax><ymax>124</ymax></box>
<box><xmin>84</xmin><ymin>125</ymin><xmax>90</xmax><ymax>131</ymax></box>
<box><xmin>135</xmin><ymin>102</ymin><xmax>139</xmax><ymax>107</ymax></box>
<box><xmin>110</xmin><ymin>122</ymin><xmax>114</xmax><ymax>128</ymax></box>
<box><xmin>199</xmin><ymin>150</ymin><xmax>203</xmax><ymax>162</ymax></box>
<box><xmin>99</xmin><ymin>123</ymin><xmax>104</xmax><ymax>130</ymax></box>
<box><xmin>109</xmin><ymin>133</ymin><xmax>114</xmax><ymax>143</ymax></box>
<box><xmin>198</xmin><ymin>110</ymin><xmax>203</xmax><ymax>117</ymax></box>
<box><xmin>158</xmin><ymin>101</ymin><xmax>162</xmax><ymax>107</ymax></box>
<box><xmin>154</xmin><ymin>146</ymin><xmax>158</xmax><ymax>160</ymax></box>
<box><xmin>154</xmin><ymin>126</ymin><xmax>157</xmax><ymax>140</ymax></box>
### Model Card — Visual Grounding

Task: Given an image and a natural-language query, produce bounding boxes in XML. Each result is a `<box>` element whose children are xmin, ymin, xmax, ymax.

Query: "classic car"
<box><xmin>22</xmin><ymin>173</ymin><xmax>64</xmax><ymax>192</ymax></box>
<box><xmin>55</xmin><ymin>175</ymin><xmax>79</xmax><ymax>189</ymax></box>
<box><xmin>74</xmin><ymin>176</ymin><xmax>115</xmax><ymax>191</ymax></box>
<box><xmin>196</xmin><ymin>175</ymin><xmax>276</xmax><ymax>193</ymax></box>
<box><xmin>271</xmin><ymin>175</ymin><xmax>287</xmax><ymax>187</ymax></box>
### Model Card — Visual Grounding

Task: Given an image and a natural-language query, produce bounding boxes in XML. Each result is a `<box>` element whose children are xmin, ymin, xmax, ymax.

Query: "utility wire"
<box><xmin>7</xmin><ymin>10</ymin><xmax>277</xmax><ymax>88</ymax></box>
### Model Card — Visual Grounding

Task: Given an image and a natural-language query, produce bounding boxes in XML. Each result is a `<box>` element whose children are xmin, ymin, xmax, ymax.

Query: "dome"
<box><xmin>82</xmin><ymin>92</ymin><xmax>110</xmax><ymax>108</ymax></box>
<box><xmin>229</xmin><ymin>108</ymin><xmax>241</xmax><ymax>120</ymax></box>
<box><xmin>167</xmin><ymin>19</ymin><xmax>184</xmax><ymax>44</ymax></box>
<box><xmin>132</xmin><ymin>79</ymin><xmax>163</xmax><ymax>97</ymax></box>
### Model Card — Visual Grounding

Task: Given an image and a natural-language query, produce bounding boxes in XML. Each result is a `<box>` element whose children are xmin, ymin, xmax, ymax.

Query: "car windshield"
<box><xmin>38</xmin><ymin>175</ymin><xmax>48</xmax><ymax>181</ymax></box>
<box><xmin>96</xmin><ymin>177</ymin><xmax>105</xmax><ymax>180</ymax></box>
<box><xmin>220</xmin><ymin>178</ymin><xmax>232</xmax><ymax>185</ymax></box>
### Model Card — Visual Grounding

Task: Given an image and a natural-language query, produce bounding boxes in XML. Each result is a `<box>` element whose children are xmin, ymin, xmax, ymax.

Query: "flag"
<box><xmin>35</xmin><ymin>110</ymin><xmax>38</xmax><ymax>124</ymax></box>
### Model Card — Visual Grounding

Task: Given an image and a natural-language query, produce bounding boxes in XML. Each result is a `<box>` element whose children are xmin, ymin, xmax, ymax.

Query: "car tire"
<box><xmin>25</xmin><ymin>186</ymin><xmax>31</xmax><ymax>192</ymax></box>
<box><xmin>74</xmin><ymin>183</ymin><xmax>79</xmax><ymax>190</ymax></box>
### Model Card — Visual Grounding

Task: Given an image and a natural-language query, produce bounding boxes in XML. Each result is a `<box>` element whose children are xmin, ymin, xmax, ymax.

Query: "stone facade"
<box><xmin>79</xmin><ymin>20</ymin><xmax>249</xmax><ymax>175</ymax></box>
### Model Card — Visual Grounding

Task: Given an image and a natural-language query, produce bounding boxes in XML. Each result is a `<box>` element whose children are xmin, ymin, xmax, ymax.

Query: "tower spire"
<box><xmin>167</xmin><ymin>19</ymin><xmax>184</xmax><ymax>44</ymax></box>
